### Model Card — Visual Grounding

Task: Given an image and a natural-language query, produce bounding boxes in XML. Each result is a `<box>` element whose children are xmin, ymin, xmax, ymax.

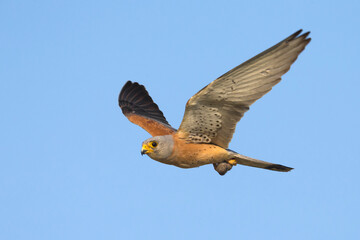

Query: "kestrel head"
<box><xmin>141</xmin><ymin>135</ymin><xmax>174</xmax><ymax>161</ymax></box>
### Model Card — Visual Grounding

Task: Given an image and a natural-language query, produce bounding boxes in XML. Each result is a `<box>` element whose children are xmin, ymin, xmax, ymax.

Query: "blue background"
<box><xmin>1</xmin><ymin>1</ymin><xmax>359</xmax><ymax>239</ymax></box>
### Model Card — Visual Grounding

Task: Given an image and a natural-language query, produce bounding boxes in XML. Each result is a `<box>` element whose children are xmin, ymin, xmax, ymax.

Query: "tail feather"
<box><xmin>231</xmin><ymin>152</ymin><xmax>293</xmax><ymax>172</ymax></box>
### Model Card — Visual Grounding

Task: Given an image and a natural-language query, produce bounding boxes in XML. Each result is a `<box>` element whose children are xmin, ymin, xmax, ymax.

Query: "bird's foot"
<box><xmin>227</xmin><ymin>159</ymin><xmax>237</xmax><ymax>166</ymax></box>
<box><xmin>213</xmin><ymin>162</ymin><xmax>233</xmax><ymax>176</ymax></box>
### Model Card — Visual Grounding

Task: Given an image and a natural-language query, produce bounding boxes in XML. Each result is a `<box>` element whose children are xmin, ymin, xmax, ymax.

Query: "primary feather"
<box><xmin>177</xmin><ymin>30</ymin><xmax>311</xmax><ymax>148</ymax></box>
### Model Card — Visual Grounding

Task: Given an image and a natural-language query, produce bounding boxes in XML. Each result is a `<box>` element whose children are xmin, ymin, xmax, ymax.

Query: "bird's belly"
<box><xmin>167</xmin><ymin>143</ymin><xmax>230</xmax><ymax>168</ymax></box>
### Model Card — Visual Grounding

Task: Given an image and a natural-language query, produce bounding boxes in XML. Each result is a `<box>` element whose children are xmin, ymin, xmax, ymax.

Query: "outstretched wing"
<box><xmin>177</xmin><ymin>30</ymin><xmax>311</xmax><ymax>148</ymax></box>
<box><xmin>118</xmin><ymin>81</ymin><xmax>176</xmax><ymax>136</ymax></box>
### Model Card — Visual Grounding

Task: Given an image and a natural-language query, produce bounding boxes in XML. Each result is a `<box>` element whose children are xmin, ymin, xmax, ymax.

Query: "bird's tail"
<box><xmin>229</xmin><ymin>150</ymin><xmax>293</xmax><ymax>172</ymax></box>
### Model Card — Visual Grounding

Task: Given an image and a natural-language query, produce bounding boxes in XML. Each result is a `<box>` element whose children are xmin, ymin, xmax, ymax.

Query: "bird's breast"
<box><xmin>165</xmin><ymin>136</ymin><xmax>230</xmax><ymax>168</ymax></box>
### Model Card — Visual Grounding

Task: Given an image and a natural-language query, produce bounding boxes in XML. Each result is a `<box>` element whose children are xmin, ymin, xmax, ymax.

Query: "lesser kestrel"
<box><xmin>118</xmin><ymin>30</ymin><xmax>310</xmax><ymax>175</ymax></box>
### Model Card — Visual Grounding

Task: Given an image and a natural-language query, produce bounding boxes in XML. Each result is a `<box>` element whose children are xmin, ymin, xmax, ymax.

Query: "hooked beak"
<box><xmin>141</xmin><ymin>144</ymin><xmax>153</xmax><ymax>155</ymax></box>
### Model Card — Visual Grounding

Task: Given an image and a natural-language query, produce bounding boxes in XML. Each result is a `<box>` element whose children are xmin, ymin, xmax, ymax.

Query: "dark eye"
<box><xmin>151</xmin><ymin>141</ymin><xmax>158</xmax><ymax>147</ymax></box>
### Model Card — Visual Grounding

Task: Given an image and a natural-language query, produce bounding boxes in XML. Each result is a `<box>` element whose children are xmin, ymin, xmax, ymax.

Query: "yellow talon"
<box><xmin>228</xmin><ymin>159</ymin><xmax>237</xmax><ymax>166</ymax></box>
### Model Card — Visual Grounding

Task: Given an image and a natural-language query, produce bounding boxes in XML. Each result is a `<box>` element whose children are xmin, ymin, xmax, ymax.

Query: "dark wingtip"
<box><xmin>293</xmin><ymin>29</ymin><xmax>303</xmax><ymax>37</ymax></box>
<box><xmin>287</xmin><ymin>29</ymin><xmax>311</xmax><ymax>42</ymax></box>
<box><xmin>265</xmin><ymin>164</ymin><xmax>294</xmax><ymax>172</ymax></box>
<box><xmin>118</xmin><ymin>81</ymin><xmax>171</xmax><ymax>126</ymax></box>
<box><xmin>118</xmin><ymin>80</ymin><xmax>139</xmax><ymax>106</ymax></box>
<box><xmin>285</xmin><ymin>29</ymin><xmax>311</xmax><ymax>48</ymax></box>
<box><xmin>301</xmin><ymin>31</ymin><xmax>310</xmax><ymax>38</ymax></box>
<box><xmin>302</xmin><ymin>31</ymin><xmax>311</xmax><ymax>44</ymax></box>
<box><xmin>213</xmin><ymin>162</ymin><xmax>233</xmax><ymax>176</ymax></box>
<box><xmin>299</xmin><ymin>30</ymin><xmax>311</xmax><ymax>42</ymax></box>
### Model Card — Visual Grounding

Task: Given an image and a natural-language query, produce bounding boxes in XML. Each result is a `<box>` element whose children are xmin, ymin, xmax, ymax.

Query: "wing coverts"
<box><xmin>178</xmin><ymin>30</ymin><xmax>311</xmax><ymax>148</ymax></box>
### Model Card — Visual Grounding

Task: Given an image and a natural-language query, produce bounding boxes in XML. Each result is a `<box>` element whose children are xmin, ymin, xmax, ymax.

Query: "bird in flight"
<box><xmin>118</xmin><ymin>30</ymin><xmax>311</xmax><ymax>175</ymax></box>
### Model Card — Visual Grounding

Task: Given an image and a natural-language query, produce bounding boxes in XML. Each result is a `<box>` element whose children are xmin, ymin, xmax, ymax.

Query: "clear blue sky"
<box><xmin>1</xmin><ymin>1</ymin><xmax>359</xmax><ymax>239</ymax></box>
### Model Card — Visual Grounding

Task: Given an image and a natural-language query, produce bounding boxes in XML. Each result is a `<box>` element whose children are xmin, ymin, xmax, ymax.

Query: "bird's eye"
<box><xmin>151</xmin><ymin>141</ymin><xmax>158</xmax><ymax>147</ymax></box>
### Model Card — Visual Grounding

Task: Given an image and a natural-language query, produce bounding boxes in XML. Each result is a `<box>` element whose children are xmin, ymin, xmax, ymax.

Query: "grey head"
<box><xmin>141</xmin><ymin>135</ymin><xmax>174</xmax><ymax>161</ymax></box>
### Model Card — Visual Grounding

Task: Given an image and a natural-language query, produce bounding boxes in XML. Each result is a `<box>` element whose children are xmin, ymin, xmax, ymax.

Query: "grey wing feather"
<box><xmin>178</xmin><ymin>30</ymin><xmax>311</xmax><ymax>148</ymax></box>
